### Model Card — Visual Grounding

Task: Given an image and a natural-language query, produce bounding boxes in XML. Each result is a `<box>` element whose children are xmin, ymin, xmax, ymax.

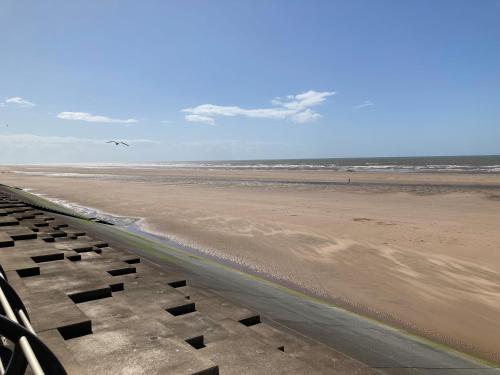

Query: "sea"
<box><xmin>71</xmin><ymin>155</ymin><xmax>500</xmax><ymax>174</ymax></box>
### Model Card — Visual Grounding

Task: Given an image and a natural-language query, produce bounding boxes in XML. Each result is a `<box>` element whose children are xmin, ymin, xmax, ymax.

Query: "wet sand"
<box><xmin>1</xmin><ymin>165</ymin><xmax>500</xmax><ymax>363</ymax></box>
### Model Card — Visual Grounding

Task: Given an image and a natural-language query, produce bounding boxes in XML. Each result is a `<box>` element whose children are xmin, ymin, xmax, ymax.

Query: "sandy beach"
<box><xmin>1</xmin><ymin>165</ymin><xmax>499</xmax><ymax>363</ymax></box>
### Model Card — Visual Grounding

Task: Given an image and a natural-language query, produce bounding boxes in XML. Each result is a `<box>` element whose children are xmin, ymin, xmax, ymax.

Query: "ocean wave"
<box><xmin>13</xmin><ymin>157</ymin><xmax>500</xmax><ymax>174</ymax></box>
<box><xmin>22</xmin><ymin>189</ymin><xmax>140</xmax><ymax>226</ymax></box>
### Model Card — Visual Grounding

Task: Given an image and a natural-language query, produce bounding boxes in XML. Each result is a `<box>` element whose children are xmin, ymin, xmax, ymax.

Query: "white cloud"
<box><xmin>57</xmin><ymin>111</ymin><xmax>138</xmax><ymax>124</ymax></box>
<box><xmin>182</xmin><ymin>90</ymin><xmax>335</xmax><ymax>125</ymax></box>
<box><xmin>185</xmin><ymin>114</ymin><xmax>216</xmax><ymax>126</ymax></box>
<box><xmin>353</xmin><ymin>100</ymin><xmax>374</xmax><ymax>110</ymax></box>
<box><xmin>291</xmin><ymin>109</ymin><xmax>322</xmax><ymax>123</ymax></box>
<box><xmin>4</xmin><ymin>97</ymin><xmax>35</xmax><ymax>107</ymax></box>
<box><xmin>272</xmin><ymin>90</ymin><xmax>334</xmax><ymax>111</ymax></box>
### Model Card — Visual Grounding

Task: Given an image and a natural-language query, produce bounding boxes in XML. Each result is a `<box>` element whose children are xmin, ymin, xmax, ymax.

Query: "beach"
<box><xmin>1</xmin><ymin>164</ymin><xmax>499</xmax><ymax>363</ymax></box>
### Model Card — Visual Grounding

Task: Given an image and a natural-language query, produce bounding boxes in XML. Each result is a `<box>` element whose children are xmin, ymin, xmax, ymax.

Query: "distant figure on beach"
<box><xmin>106</xmin><ymin>140</ymin><xmax>129</xmax><ymax>146</ymax></box>
<box><xmin>348</xmin><ymin>178</ymin><xmax>351</xmax><ymax>184</ymax></box>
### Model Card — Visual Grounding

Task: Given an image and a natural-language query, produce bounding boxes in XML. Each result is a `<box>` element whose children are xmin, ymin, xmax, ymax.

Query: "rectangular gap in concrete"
<box><xmin>10</xmin><ymin>233</ymin><xmax>37</xmax><ymax>241</ymax></box>
<box><xmin>17</xmin><ymin>215</ymin><xmax>35</xmax><ymax>220</ymax></box>
<box><xmin>0</xmin><ymin>221</ymin><xmax>19</xmax><ymax>228</ymax></box>
<box><xmin>110</xmin><ymin>282</ymin><xmax>124</xmax><ymax>292</ymax></box>
<box><xmin>31</xmin><ymin>253</ymin><xmax>64</xmax><ymax>263</ymax></box>
<box><xmin>16</xmin><ymin>267</ymin><xmax>40</xmax><ymax>278</ymax></box>
<box><xmin>166</xmin><ymin>303</ymin><xmax>196</xmax><ymax>317</ymax></box>
<box><xmin>124</xmin><ymin>258</ymin><xmax>140</xmax><ymax>264</ymax></box>
<box><xmin>67</xmin><ymin>255</ymin><xmax>81</xmax><ymax>262</ymax></box>
<box><xmin>73</xmin><ymin>247</ymin><xmax>94</xmax><ymax>253</ymax></box>
<box><xmin>185</xmin><ymin>335</ymin><xmax>206</xmax><ymax>349</ymax></box>
<box><xmin>49</xmin><ymin>231</ymin><xmax>67</xmax><ymax>238</ymax></box>
<box><xmin>107</xmin><ymin>267</ymin><xmax>136</xmax><ymax>277</ymax></box>
<box><xmin>190</xmin><ymin>365</ymin><xmax>219</xmax><ymax>375</ymax></box>
<box><xmin>68</xmin><ymin>287</ymin><xmax>112</xmax><ymax>304</ymax></box>
<box><xmin>92</xmin><ymin>242</ymin><xmax>108</xmax><ymax>248</ymax></box>
<box><xmin>238</xmin><ymin>315</ymin><xmax>261</xmax><ymax>327</ymax></box>
<box><xmin>41</xmin><ymin>236</ymin><xmax>55</xmax><ymax>243</ymax></box>
<box><xmin>57</xmin><ymin>320</ymin><xmax>92</xmax><ymax>340</ymax></box>
<box><xmin>0</xmin><ymin>239</ymin><xmax>14</xmax><ymax>248</ymax></box>
<box><xmin>168</xmin><ymin>280</ymin><xmax>187</xmax><ymax>288</ymax></box>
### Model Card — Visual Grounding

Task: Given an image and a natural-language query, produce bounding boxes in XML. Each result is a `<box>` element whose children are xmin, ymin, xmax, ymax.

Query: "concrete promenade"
<box><xmin>1</xmin><ymin>185</ymin><xmax>499</xmax><ymax>374</ymax></box>
<box><xmin>0</xmin><ymin>185</ymin><xmax>378</xmax><ymax>374</ymax></box>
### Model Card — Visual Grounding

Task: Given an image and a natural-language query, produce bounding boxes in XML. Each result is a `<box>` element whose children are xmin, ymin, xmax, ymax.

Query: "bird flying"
<box><xmin>106</xmin><ymin>141</ymin><xmax>130</xmax><ymax>146</ymax></box>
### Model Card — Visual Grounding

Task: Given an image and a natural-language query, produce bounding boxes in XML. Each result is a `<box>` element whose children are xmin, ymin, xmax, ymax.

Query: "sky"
<box><xmin>1</xmin><ymin>0</ymin><xmax>499</xmax><ymax>163</ymax></box>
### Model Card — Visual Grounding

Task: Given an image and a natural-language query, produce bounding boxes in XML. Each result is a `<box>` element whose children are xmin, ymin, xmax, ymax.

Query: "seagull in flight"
<box><xmin>106</xmin><ymin>141</ymin><xmax>130</xmax><ymax>146</ymax></box>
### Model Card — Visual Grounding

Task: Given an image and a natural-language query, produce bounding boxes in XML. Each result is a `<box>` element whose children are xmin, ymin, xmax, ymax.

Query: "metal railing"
<box><xmin>0</xmin><ymin>271</ymin><xmax>67</xmax><ymax>374</ymax></box>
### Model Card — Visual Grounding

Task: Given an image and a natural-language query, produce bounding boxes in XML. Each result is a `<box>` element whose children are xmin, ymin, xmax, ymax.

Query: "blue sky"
<box><xmin>1</xmin><ymin>0</ymin><xmax>499</xmax><ymax>163</ymax></box>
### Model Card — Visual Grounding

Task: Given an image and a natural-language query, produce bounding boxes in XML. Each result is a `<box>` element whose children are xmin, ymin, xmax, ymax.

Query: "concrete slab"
<box><xmin>113</xmin><ymin>283</ymin><xmax>188</xmax><ymax>316</ymax></box>
<box><xmin>201</xmin><ymin>333</ymin><xmax>321</xmax><ymax>375</ymax></box>
<box><xmin>23</xmin><ymin>290</ymin><xmax>91</xmax><ymax>333</ymax></box>
<box><xmin>64</xmin><ymin>320</ymin><xmax>218</xmax><ymax>375</ymax></box>
<box><xmin>0</xmin><ymin>226</ymin><xmax>37</xmax><ymax>240</ymax></box>
<box><xmin>195</xmin><ymin>295</ymin><xmax>257</xmax><ymax>322</ymax></box>
<box><xmin>175</xmin><ymin>285</ymin><xmax>218</xmax><ymax>301</ymax></box>
<box><xmin>249</xmin><ymin>320</ymin><xmax>378</xmax><ymax>374</ymax></box>
<box><xmin>0</xmin><ymin>252</ymin><xmax>38</xmax><ymax>272</ymax></box>
<box><xmin>76</xmin><ymin>296</ymin><xmax>141</xmax><ymax>331</ymax></box>
<box><xmin>37</xmin><ymin>330</ymin><xmax>90</xmax><ymax>375</ymax></box>
<box><xmin>20</xmin><ymin>267</ymin><xmax>111</xmax><ymax>296</ymax></box>
<box><xmin>0</xmin><ymin>232</ymin><xmax>14</xmax><ymax>247</ymax></box>
<box><xmin>0</xmin><ymin>216</ymin><xmax>20</xmax><ymax>227</ymax></box>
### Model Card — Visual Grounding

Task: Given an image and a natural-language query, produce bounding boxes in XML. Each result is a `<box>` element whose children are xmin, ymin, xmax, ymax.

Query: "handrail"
<box><xmin>0</xmin><ymin>272</ymin><xmax>43</xmax><ymax>374</ymax></box>
<box><xmin>0</xmin><ymin>272</ymin><xmax>67</xmax><ymax>375</ymax></box>
<box><xmin>0</xmin><ymin>316</ymin><xmax>66</xmax><ymax>375</ymax></box>
<box><xmin>0</xmin><ymin>275</ymin><xmax>30</xmax><ymax>321</ymax></box>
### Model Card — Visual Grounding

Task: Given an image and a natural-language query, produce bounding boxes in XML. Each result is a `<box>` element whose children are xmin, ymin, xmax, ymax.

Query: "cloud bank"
<box><xmin>182</xmin><ymin>90</ymin><xmax>334</xmax><ymax>125</ymax></box>
<box><xmin>0</xmin><ymin>134</ymin><xmax>157</xmax><ymax>163</ymax></box>
<box><xmin>0</xmin><ymin>133</ymin><xmax>155</xmax><ymax>146</ymax></box>
<box><xmin>57</xmin><ymin>112</ymin><xmax>138</xmax><ymax>124</ymax></box>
